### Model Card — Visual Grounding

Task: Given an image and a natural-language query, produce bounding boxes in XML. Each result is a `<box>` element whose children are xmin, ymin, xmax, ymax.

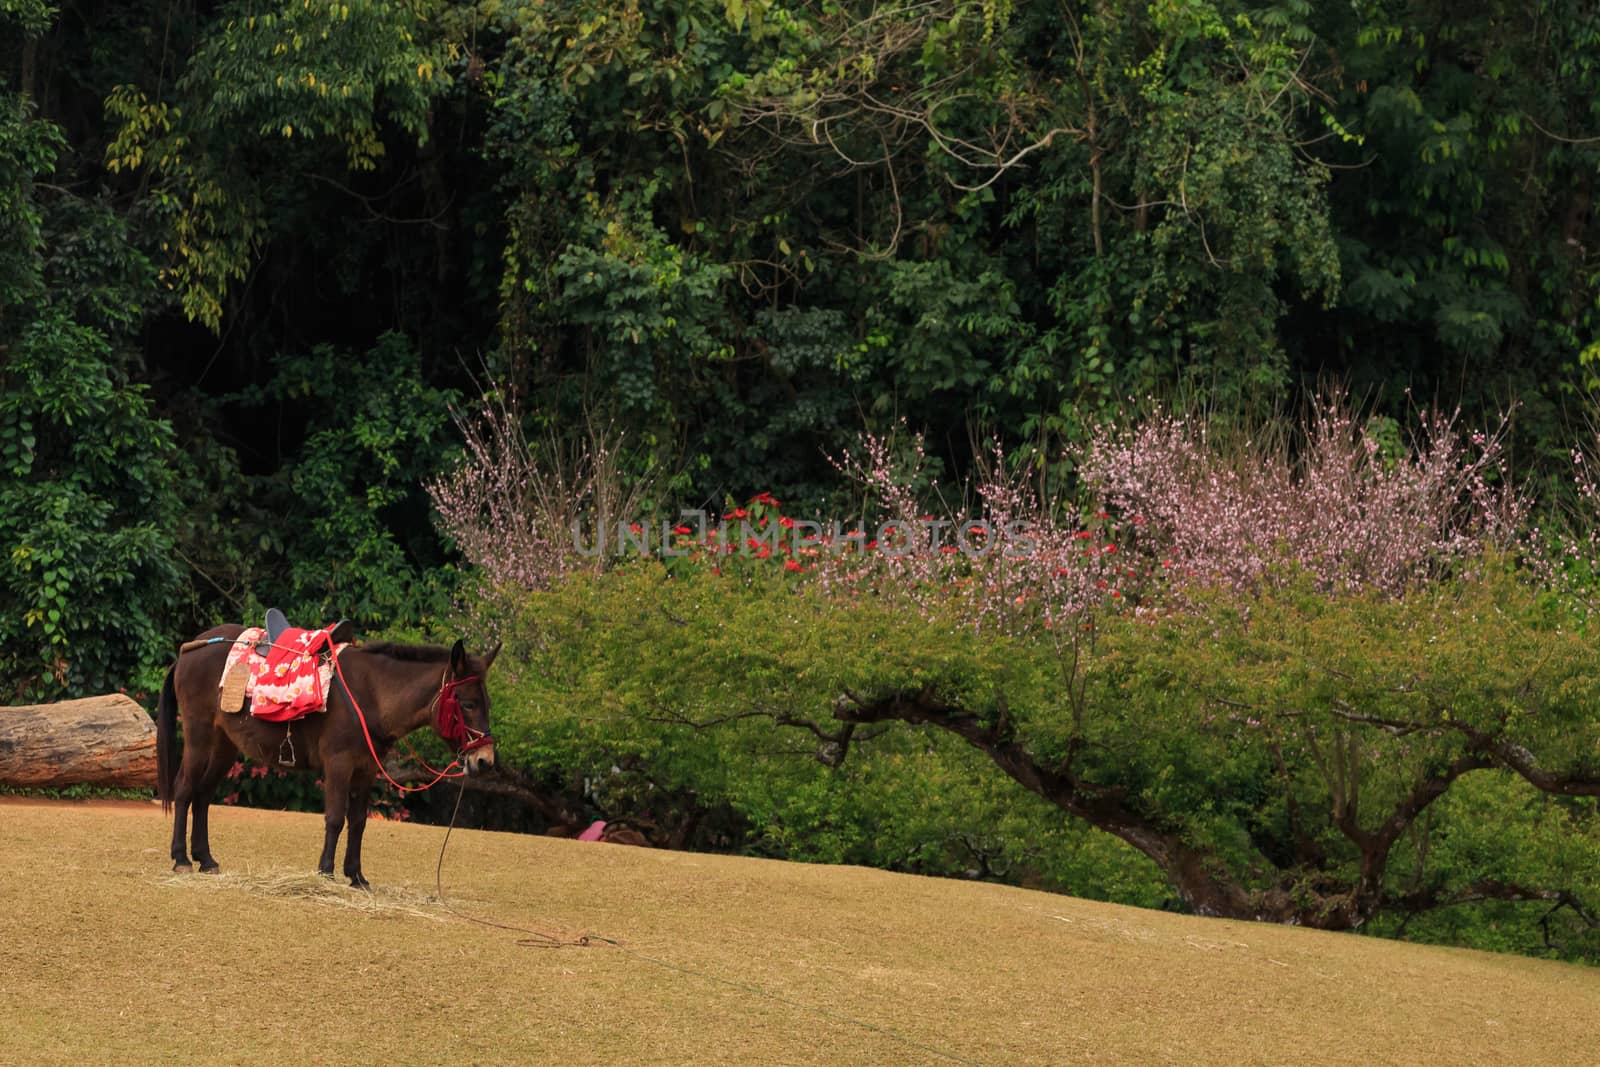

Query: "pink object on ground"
<box><xmin>576</xmin><ymin>820</ymin><xmax>607</xmax><ymax>842</ymax></box>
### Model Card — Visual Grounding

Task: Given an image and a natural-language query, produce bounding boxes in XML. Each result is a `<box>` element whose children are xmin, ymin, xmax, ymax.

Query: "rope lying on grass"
<box><xmin>431</xmin><ymin>783</ymin><xmax>601</xmax><ymax>949</ymax></box>
<box><xmin>431</xmin><ymin>782</ymin><xmax>981</xmax><ymax>1066</ymax></box>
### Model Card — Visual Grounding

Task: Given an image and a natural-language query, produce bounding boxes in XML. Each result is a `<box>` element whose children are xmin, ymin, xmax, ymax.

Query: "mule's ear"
<box><xmin>450</xmin><ymin>638</ymin><xmax>468</xmax><ymax>678</ymax></box>
<box><xmin>483</xmin><ymin>642</ymin><xmax>502</xmax><ymax>672</ymax></box>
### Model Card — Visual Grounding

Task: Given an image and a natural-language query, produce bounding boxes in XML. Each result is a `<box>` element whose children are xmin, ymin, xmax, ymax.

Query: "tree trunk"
<box><xmin>833</xmin><ymin>688</ymin><xmax>1375</xmax><ymax>927</ymax></box>
<box><xmin>0</xmin><ymin>694</ymin><xmax>157</xmax><ymax>789</ymax></box>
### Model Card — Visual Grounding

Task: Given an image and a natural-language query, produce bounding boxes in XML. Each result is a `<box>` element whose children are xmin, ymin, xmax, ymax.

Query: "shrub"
<box><xmin>449</xmin><ymin>398</ymin><xmax>1600</xmax><ymax>957</ymax></box>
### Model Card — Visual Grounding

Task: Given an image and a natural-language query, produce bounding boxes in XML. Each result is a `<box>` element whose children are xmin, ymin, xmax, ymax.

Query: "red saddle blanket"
<box><xmin>220</xmin><ymin>625</ymin><xmax>348</xmax><ymax>722</ymax></box>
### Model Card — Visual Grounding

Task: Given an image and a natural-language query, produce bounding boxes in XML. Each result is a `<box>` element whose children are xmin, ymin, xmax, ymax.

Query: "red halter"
<box><xmin>435</xmin><ymin>674</ymin><xmax>493</xmax><ymax>753</ymax></box>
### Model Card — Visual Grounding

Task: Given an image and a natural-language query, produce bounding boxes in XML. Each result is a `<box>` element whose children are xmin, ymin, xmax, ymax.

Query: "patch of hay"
<box><xmin>158</xmin><ymin>866</ymin><xmax>458</xmax><ymax>922</ymax></box>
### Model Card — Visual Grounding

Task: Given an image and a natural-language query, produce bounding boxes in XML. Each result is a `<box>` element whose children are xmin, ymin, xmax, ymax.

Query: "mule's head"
<box><xmin>444</xmin><ymin>639</ymin><xmax>502</xmax><ymax>774</ymax></box>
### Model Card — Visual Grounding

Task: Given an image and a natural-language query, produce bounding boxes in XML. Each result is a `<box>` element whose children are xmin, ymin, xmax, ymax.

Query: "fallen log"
<box><xmin>0</xmin><ymin>694</ymin><xmax>157</xmax><ymax>789</ymax></box>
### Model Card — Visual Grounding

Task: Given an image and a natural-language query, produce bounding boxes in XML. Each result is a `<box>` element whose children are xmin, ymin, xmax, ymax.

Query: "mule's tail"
<box><xmin>156</xmin><ymin>665</ymin><xmax>179</xmax><ymax>814</ymax></box>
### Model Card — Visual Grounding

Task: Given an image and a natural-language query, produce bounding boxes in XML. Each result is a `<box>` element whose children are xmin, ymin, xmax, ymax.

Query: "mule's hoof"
<box><xmin>173</xmin><ymin>862</ymin><xmax>194</xmax><ymax>873</ymax></box>
<box><xmin>317</xmin><ymin>869</ymin><xmax>334</xmax><ymax>880</ymax></box>
<box><xmin>198</xmin><ymin>862</ymin><xmax>220</xmax><ymax>874</ymax></box>
<box><xmin>348</xmin><ymin>875</ymin><xmax>371</xmax><ymax>891</ymax></box>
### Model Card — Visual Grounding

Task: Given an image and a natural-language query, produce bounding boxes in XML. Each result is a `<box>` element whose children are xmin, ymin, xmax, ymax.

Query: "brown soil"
<box><xmin>1</xmin><ymin>800</ymin><xmax>1596</xmax><ymax>1065</ymax></box>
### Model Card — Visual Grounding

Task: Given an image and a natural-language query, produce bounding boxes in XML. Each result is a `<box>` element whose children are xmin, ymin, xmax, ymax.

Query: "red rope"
<box><xmin>330</xmin><ymin>648</ymin><xmax>464</xmax><ymax>795</ymax></box>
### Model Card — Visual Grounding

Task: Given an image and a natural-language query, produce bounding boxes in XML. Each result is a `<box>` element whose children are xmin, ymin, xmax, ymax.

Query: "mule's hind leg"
<box><xmin>168</xmin><ymin>767</ymin><xmax>194</xmax><ymax>872</ymax></box>
<box><xmin>169</xmin><ymin>718</ymin><xmax>212</xmax><ymax>871</ymax></box>
<box><xmin>189</xmin><ymin>731</ymin><xmax>238</xmax><ymax>872</ymax></box>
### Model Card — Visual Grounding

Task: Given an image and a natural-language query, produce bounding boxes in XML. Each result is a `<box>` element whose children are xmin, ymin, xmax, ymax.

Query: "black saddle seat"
<box><xmin>264</xmin><ymin>607</ymin><xmax>355</xmax><ymax>647</ymax></box>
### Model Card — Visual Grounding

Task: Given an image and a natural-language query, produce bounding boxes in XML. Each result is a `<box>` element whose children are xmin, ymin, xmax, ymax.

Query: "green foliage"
<box><xmin>234</xmin><ymin>332</ymin><xmax>460</xmax><ymax>628</ymax></box>
<box><xmin>104</xmin><ymin>0</ymin><xmax>454</xmax><ymax>329</ymax></box>
<box><xmin>0</xmin><ymin>310</ymin><xmax>181</xmax><ymax>701</ymax></box>
<box><xmin>183</xmin><ymin>0</ymin><xmax>447</xmax><ymax>161</ymax></box>
<box><xmin>0</xmin><ymin>94</ymin><xmax>63</xmax><ymax>310</ymax></box>
<box><xmin>1314</xmin><ymin>0</ymin><xmax>1600</xmax><ymax>456</ymax></box>
<box><xmin>477</xmin><ymin>557</ymin><xmax>1600</xmax><ymax>958</ymax></box>
<box><xmin>0</xmin><ymin>68</ymin><xmax>182</xmax><ymax>701</ymax></box>
<box><xmin>0</xmin><ymin>0</ymin><xmax>56</xmax><ymax>35</ymax></box>
<box><xmin>1367</xmin><ymin>774</ymin><xmax>1600</xmax><ymax>961</ymax></box>
<box><xmin>480</xmin><ymin>0</ymin><xmax>1349</xmax><ymax>476</ymax></box>
<box><xmin>484</xmin><ymin>565</ymin><xmax>1169</xmax><ymax>899</ymax></box>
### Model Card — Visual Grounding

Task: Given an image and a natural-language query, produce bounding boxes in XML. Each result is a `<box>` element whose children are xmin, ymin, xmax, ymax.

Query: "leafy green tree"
<box><xmin>104</xmin><ymin>0</ymin><xmax>453</xmax><ymax>330</ymax></box>
<box><xmin>486</xmin><ymin>557</ymin><xmax>1600</xmax><ymax>957</ymax></box>
<box><xmin>487</xmin><ymin>563</ymin><xmax>1171</xmax><ymax>903</ymax></box>
<box><xmin>1303</xmin><ymin>0</ymin><xmax>1600</xmax><ymax>458</ymax></box>
<box><xmin>232</xmin><ymin>332</ymin><xmax>460</xmax><ymax>628</ymax></box>
<box><xmin>1</xmin><ymin>8</ymin><xmax>182</xmax><ymax>700</ymax></box>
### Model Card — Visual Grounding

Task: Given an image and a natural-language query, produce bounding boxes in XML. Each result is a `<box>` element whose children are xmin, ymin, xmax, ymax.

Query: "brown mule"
<box><xmin>155</xmin><ymin>627</ymin><xmax>501</xmax><ymax>887</ymax></box>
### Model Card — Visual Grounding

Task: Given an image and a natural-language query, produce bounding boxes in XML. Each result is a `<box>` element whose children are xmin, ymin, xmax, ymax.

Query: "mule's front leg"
<box><xmin>318</xmin><ymin>763</ymin><xmax>353</xmax><ymax>878</ymax></box>
<box><xmin>342</xmin><ymin>778</ymin><xmax>374</xmax><ymax>890</ymax></box>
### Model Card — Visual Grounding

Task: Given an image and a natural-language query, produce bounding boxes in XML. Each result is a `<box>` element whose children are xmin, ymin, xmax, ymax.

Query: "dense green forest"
<box><xmin>6</xmin><ymin>1</ymin><xmax>1600</xmax><ymax>959</ymax></box>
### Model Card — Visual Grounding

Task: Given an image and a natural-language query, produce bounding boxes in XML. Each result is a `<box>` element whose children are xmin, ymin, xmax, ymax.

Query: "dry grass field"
<box><xmin>0</xmin><ymin>797</ymin><xmax>1596</xmax><ymax>1065</ymax></box>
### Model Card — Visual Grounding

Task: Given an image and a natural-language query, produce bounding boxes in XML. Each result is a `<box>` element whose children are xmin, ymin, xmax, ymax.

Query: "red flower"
<box><xmin>724</xmin><ymin>508</ymin><xmax>749</xmax><ymax>520</ymax></box>
<box><xmin>784</xmin><ymin>559</ymin><xmax>803</xmax><ymax>572</ymax></box>
<box><xmin>779</xmin><ymin>516</ymin><xmax>796</xmax><ymax>529</ymax></box>
<box><xmin>1074</xmin><ymin>530</ymin><xmax>1094</xmax><ymax>540</ymax></box>
<box><xmin>674</xmin><ymin>525</ymin><xmax>692</xmax><ymax>535</ymax></box>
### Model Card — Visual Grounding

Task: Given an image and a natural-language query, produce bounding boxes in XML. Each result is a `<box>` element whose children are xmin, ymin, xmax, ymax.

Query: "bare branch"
<box><xmin>1391</xmin><ymin>880</ymin><xmax>1600</xmax><ymax>926</ymax></box>
<box><xmin>1525</xmin><ymin>113</ymin><xmax>1600</xmax><ymax>145</ymax></box>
